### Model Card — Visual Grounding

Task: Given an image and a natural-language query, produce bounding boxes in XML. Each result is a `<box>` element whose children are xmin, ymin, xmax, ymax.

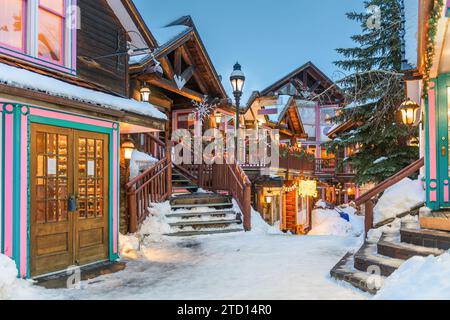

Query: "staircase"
<box><xmin>171</xmin><ymin>167</ymin><xmax>199</xmax><ymax>195</ymax></box>
<box><xmin>330</xmin><ymin>219</ymin><xmax>449</xmax><ymax>294</ymax></box>
<box><xmin>164</xmin><ymin>193</ymin><xmax>244</xmax><ymax>237</ymax></box>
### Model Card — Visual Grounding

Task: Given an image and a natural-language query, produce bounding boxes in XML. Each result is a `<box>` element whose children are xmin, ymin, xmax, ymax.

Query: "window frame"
<box><xmin>0</xmin><ymin>0</ymin><xmax>77</xmax><ymax>75</ymax></box>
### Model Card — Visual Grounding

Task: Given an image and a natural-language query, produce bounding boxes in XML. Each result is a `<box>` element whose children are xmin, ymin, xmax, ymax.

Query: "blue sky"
<box><xmin>134</xmin><ymin>0</ymin><xmax>364</xmax><ymax>102</ymax></box>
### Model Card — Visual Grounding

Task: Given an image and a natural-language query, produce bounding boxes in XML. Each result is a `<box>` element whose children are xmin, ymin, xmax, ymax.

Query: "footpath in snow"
<box><xmin>0</xmin><ymin>208</ymin><xmax>364</xmax><ymax>300</ymax></box>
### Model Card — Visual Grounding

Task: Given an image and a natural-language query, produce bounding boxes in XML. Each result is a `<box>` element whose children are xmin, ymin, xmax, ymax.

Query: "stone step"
<box><xmin>401</xmin><ymin>228</ymin><xmax>450</xmax><ymax>250</ymax></box>
<box><xmin>166</xmin><ymin>228</ymin><xmax>243</xmax><ymax>237</ymax></box>
<box><xmin>171</xmin><ymin>202</ymin><xmax>233</xmax><ymax>210</ymax></box>
<box><xmin>353</xmin><ymin>243</ymin><xmax>404</xmax><ymax>277</ymax></box>
<box><xmin>330</xmin><ymin>253</ymin><xmax>385</xmax><ymax>294</ymax></box>
<box><xmin>166</xmin><ymin>210</ymin><xmax>236</xmax><ymax>219</ymax></box>
<box><xmin>169</xmin><ymin>219</ymin><xmax>241</xmax><ymax>228</ymax></box>
<box><xmin>377</xmin><ymin>235</ymin><xmax>444</xmax><ymax>260</ymax></box>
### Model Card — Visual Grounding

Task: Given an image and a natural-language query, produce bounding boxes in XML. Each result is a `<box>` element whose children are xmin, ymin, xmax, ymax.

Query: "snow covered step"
<box><xmin>377</xmin><ymin>234</ymin><xmax>444</xmax><ymax>260</ymax></box>
<box><xmin>169</xmin><ymin>219</ymin><xmax>242</xmax><ymax>228</ymax></box>
<box><xmin>330</xmin><ymin>253</ymin><xmax>385</xmax><ymax>294</ymax></box>
<box><xmin>354</xmin><ymin>243</ymin><xmax>405</xmax><ymax>277</ymax></box>
<box><xmin>171</xmin><ymin>203</ymin><xmax>233</xmax><ymax>209</ymax></box>
<box><xmin>401</xmin><ymin>228</ymin><xmax>450</xmax><ymax>250</ymax></box>
<box><xmin>166</xmin><ymin>210</ymin><xmax>237</xmax><ymax>219</ymax></box>
<box><xmin>166</xmin><ymin>228</ymin><xmax>243</xmax><ymax>237</ymax></box>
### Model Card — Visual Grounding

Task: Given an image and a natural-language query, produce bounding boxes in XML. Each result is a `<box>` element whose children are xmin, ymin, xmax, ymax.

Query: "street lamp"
<box><xmin>140</xmin><ymin>82</ymin><xmax>151</xmax><ymax>103</ymax></box>
<box><xmin>230</xmin><ymin>62</ymin><xmax>246</xmax><ymax>162</ymax></box>
<box><xmin>399</xmin><ymin>99</ymin><xmax>420</xmax><ymax>126</ymax></box>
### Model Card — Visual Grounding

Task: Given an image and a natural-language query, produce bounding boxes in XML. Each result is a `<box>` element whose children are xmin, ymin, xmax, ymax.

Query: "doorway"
<box><xmin>30</xmin><ymin>124</ymin><xmax>109</xmax><ymax>277</ymax></box>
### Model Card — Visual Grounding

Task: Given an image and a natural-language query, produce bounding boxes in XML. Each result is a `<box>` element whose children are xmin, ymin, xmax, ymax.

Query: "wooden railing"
<box><xmin>355</xmin><ymin>157</ymin><xmax>424</xmax><ymax>234</ymax></box>
<box><xmin>211</xmin><ymin>163</ymin><xmax>252</xmax><ymax>231</ymax></box>
<box><xmin>126</xmin><ymin>157</ymin><xmax>172</xmax><ymax>233</ymax></box>
<box><xmin>315</xmin><ymin>158</ymin><xmax>336</xmax><ymax>174</ymax></box>
<box><xmin>145</xmin><ymin>133</ymin><xmax>166</xmax><ymax>160</ymax></box>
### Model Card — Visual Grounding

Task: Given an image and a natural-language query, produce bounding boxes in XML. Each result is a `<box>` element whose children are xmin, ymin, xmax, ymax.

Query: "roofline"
<box><xmin>121</xmin><ymin>0</ymin><xmax>158</xmax><ymax>48</ymax></box>
<box><xmin>260</xmin><ymin>61</ymin><xmax>339</xmax><ymax>96</ymax></box>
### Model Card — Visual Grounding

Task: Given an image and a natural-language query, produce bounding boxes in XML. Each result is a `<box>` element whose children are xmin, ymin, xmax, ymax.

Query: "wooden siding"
<box><xmin>284</xmin><ymin>190</ymin><xmax>297</xmax><ymax>233</ymax></box>
<box><xmin>77</xmin><ymin>0</ymin><xmax>128</xmax><ymax>95</ymax></box>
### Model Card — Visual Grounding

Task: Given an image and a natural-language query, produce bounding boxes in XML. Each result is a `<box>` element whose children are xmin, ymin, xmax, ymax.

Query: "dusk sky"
<box><xmin>134</xmin><ymin>0</ymin><xmax>365</xmax><ymax>102</ymax></box>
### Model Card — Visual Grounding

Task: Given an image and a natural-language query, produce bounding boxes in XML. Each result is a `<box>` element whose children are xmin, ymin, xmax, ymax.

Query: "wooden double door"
<box><xmin>30</xmin><ymin>124</ymin><xmax>109</xmax><ymax>277</ymax></box>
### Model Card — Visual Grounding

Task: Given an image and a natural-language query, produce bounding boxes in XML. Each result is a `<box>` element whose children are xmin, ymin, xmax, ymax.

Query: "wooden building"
<box><xmin>0</xmin><ymin>0</ymin><xmax>167</xmax><ymax>278</ymax></box>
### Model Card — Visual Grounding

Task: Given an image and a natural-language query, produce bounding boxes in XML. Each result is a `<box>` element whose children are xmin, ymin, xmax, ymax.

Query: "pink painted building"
<box><xmin>0</xmin><ymin>0</ymin><xmax>167</xmax><ymax>278</ymax></box>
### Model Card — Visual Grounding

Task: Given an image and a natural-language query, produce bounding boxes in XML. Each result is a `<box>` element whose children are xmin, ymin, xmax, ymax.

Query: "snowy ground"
<box><xmin>1</xmin><ymin>213</ymin><xmax>366</xmax><ymax>300</ymax></box>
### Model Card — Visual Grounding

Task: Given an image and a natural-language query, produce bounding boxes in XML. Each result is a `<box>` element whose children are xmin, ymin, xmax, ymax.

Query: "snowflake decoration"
<box><xmin>191</xmin><ymin>95</ymin><xmax>218</xmax><ymax>121</ymax></box>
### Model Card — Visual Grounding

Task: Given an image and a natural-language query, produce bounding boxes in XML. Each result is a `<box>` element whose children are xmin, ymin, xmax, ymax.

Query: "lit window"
<box><xmin>0</xmin><ymin>0</ymin><xmax>26</xmax><ymax>51</ymax></box>
<box><xmin>0</xmin><ymin>0</ymin><xmax>77</xmax><ymax>73</ymax></box>
<box><xmin>38</xmin><ymin>0</ymin><xmax>65</xmax><ymax>65</ymax></box>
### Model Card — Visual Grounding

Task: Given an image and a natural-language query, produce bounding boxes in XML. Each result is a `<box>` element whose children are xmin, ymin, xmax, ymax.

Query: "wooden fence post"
<box><xmin>244</xmin><ymin>184</ymin><xmax>252</xmax><ymax>231</ymax></box>
<box><xmin>365</xmin><ymin>199</ymin><xmax>374</xmax><ymax>235</ymax></box>
<box><xmin>165</xmin><ymin>136</ymin><xmax>172</xmax><ymax>199</ymax></box>
<box><xmin>128</xmin><ymin>188</ymin><xmax>138</xmax><ymax>233</ymax></box>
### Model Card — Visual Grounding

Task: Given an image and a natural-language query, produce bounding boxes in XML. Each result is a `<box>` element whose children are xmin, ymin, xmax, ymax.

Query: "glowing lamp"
<box><xmin>215</xmin><ymin>113</ymin><xmax>223</xmax><ymax>125</ymax></box>
<box><xmin>230</xmin><ymin>62</ymin><xmax>246</xmax><ymax>94</ymax></box>
<box><xmin>140</xmin><ymin>82</ymin><xmax>151</xmax><ymax>102</ymax></box>
<box><xmin>399</xmin><ymin>99</ymin><xmax>420</xmax><ymax>126</ymax></box>
<box><xmin>122</xmin><ymin>138</ymin><xmax>135</xmax><ymax>160</ymax></box>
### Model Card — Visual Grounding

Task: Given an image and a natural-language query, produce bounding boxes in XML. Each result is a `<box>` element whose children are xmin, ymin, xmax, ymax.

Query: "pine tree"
<box><xmin>327</xmin><ymin>0</ymin><xmax>419</xmax><ymax>185</ymax></box>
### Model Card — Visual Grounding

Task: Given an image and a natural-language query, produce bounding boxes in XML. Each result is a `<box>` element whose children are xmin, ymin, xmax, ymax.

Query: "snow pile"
<box><xmin>367</xmin><ymin>215</ymin><xmax>419</xmax><ymax>243</ymax></box>
<box><xmin>0</xmin><ymin>255</ymin><xmax>40</xmax><ymax>300</ymax></box>
<box><xmin>373</xmin><ymin>157</ymin><xmax>388</xmax><ymax>164</ymax></box>
<box><xmin>375</xmin><ymin>252</ymin><xmax>450</xmax><ymax>300</ymax></box>
<box><xmin>140</xmin><ymin>202</ymin><xmax>173</xmax><ymax>243</ymax></box>
<box><xmin>119</xmin><ymin>233</ymin><xmax>141</xmax><ymax>260</ymax></box>
<box><xmin>0</xmin><ymin>63</ymin><xmax>167</xmax><ymax>120</ymax></box>
<box><xmin>308</xmin><ymin>205</ymin><xmax>364</xmax><ymax>237</ymax></box>
<box><xmin>373</xmin><ymin>178</ymin><xmax>425</xmax><ymax>224</ymax></box>
<box><xmin>129</xmin><ymin>150</ymin><xmax>158</xmax><ymax>180</ymax></box>
<box><xmin>249</xmin><ymin>208</ymin><xmax>284</xmax><ymax>235</ymax></box>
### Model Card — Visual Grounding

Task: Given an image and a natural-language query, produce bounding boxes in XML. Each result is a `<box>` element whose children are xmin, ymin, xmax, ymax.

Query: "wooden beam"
<box><xmin>180</xmin><ymin>46</ymin><xmax>209</xmax><ymax>95</ymax></box>
<box><xmin>181</xmin><ymin>65</ymin><xmax>196</xmax><ymax>84</ymax></box>
<box><xmin>174</xmin><ymin>48</ymin><xmax>182</xmax><ymax>75</ymax></box>
<box><xmin>160</xmin><ymin>56</ymin><xmax>175</xmax><ymax>80</ymax></box>
<box><xmin>140</xmin><ymin>73</ymin><xmax>203</xmax><ymax>102</ymax></box>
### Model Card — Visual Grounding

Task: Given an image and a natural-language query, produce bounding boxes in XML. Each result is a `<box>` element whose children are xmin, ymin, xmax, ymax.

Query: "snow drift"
<box><xmin>375</xmin><ymin>252</ymin><xmax>450</xmax><ymax>300</ymax></box>
<box><xmin>308</xmin><ymin>204</ymin><xmax>364</xmax><ymax>237</ymax></box>
<box><xmin>373</xmin><ymin>178</ymin><xmax>425</xmax><ymax>224</ymax></box>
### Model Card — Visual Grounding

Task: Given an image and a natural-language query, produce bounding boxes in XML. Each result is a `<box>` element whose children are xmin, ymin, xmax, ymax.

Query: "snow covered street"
<box><xmin>2</xmin><ymin>230</ymin><xmax>366</xmax><ymax>300</ymax></box>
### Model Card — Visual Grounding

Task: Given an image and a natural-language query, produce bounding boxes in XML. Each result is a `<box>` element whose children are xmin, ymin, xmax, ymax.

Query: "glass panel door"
<box><xmin>438</xmin><ymin>74</ymin><xmax>450</xmax><ymax>208</ymax></box>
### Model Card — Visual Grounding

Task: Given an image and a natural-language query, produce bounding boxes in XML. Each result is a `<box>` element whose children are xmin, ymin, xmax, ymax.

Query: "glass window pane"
<box><xmin>38</xmin><ymin>9</ymin><xmax>63</xmax><ymax>65</ymax></box>
<box><xmin>0</xmin><ymin>0</ymin><xmax>25</xmax><ymax>51</ymax></box>
<box><xmin>40</xmin><ymin>0</ymin><xmax>65</xmax><ymax>15</ymax></box>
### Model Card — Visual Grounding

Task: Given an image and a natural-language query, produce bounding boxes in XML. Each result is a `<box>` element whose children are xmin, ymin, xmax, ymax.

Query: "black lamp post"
<box><xmin>230</xmin><ymin>62</ymin><xmax>246</xmax><ymax>162</ymax></box>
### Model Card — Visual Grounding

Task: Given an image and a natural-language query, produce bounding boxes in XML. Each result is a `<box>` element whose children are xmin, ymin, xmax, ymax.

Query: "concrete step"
<box><xmin>377</xmin><ymin>235</ymin><xmax>444</xmax><ymax>260</ymax></box>
<box><xmin>353</xmin><ymin>243</ymin><xmax>405</xmax><ymax>277</ymax></box>
<box><xmin>330</xmin><ymin>253</ymin><xmax>385</xmax><ymax>294</ymax></box>
<box><xmin>169</xmin><ymin>219</ymin><xmax>242</xmax><ymax>228</ymax></box>
<box><xmin>401</xmin><ymin>228</ymin><xmax>450</xmax><ymax>250</ymax></box>
<box><xmin>166</xmin><ymin>228</ymin><xmax>243</xmax><ymax>237</ymax></box>
<box><xmin>166</xmin><ymin>210</ymin><xmax>236</xmax><ymax>219</ymax></box>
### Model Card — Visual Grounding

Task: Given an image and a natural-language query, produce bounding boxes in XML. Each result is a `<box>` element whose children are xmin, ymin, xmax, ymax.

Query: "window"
<box><xmin>0</xmin><ymin>0</ymin><xmax>77</xmax><ymax>74</ymax></box>
<box><xmin>38</xmin><ymin>0</ymin><xmax>66</xmax><ymax>65</ymax></box>
<box><xmin>0</xmin><ymin>0</ymin><xmax>26</xmax><ymax>51</ymax></box>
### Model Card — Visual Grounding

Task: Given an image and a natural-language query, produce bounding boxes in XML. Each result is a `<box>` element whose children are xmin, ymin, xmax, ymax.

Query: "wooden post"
<box><xmin>165</xmin><ymin>133</ymin><xmax>172</xmax><ymax>198</ymax></box>
<box><xmin>128</xmin><ymin>188</ymin><xmax>138</xmax><ymax>233</ymax></box>
<box><xmin>244</xmin><ymin>184</ymin><xmax>252</xmax><ymax>231</ymax></box>
<box><xmin>365</xmin><ymin>199</ymin><xmax>374</xmax><ymax>235</ymax></box>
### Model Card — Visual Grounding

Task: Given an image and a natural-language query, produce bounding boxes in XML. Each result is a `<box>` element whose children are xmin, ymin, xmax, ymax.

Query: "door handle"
<box><xmin>443</xmin><ymin>146</ymin><xmax>447</xmax><ymax>157</ymax></box>
<box><xmin>68</xmin><ymin>195</ymin><xmax>79</xmax><ymax>212</ymax></box>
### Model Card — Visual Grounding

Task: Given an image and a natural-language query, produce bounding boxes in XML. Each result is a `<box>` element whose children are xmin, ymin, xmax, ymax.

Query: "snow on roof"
<box><xmin>402</xmin><ymin>0</ymin><xmax>419</xmax><ymax>70</ymax></box>
<box><xmin>0</xmin><ymin>63</ymin><xmax>168</xmax><ymax>120</ymax></box>
<box><xmin>129</xmin><ymin>53</ymin><xmax>149</xmax><ymax>65</ymax></box>
<box><xmin>152</xmin><ymin>25</ymin><xmax>191</xmax><ymax>47</ymax></box>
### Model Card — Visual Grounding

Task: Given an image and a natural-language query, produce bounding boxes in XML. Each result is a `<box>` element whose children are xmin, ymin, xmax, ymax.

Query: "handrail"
<box><xmin>356</xmin><ymin>157</ymin><xmax>424</xmax><ymax>234</ymax></box>
<box><xmin>355</xmin><ymin>157</ymin><xmax>424</xmax><ymax>206</ymax></box>
<box><xmin>126</xmin><ymin>158</ymin><xmax>172</xmax><ymax>233</ymax></box>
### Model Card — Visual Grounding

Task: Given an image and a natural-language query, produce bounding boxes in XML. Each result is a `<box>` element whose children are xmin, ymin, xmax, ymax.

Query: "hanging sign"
<box><xmin>258</xmin><ymin>108</ymin><xmax>278</xmax><ymax>115</ymax></box>
<box><xmin>298</xmin><ymin>180</ymin><xmax>318</xmax><ymax>197</ymax></box>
